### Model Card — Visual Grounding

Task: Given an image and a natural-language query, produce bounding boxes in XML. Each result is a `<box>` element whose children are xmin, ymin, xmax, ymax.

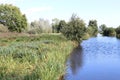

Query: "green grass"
<box><xmin>0</xmin><ymin>34</ymin><xmax>74</xmax><ymax>80</ymax></box>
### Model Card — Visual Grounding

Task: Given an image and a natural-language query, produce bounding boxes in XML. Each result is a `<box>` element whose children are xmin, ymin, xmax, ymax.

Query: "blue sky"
<box><xmin>0</xmin><ymin>0</ymin><xmax>120</xmax><ymax>27</ymax></box>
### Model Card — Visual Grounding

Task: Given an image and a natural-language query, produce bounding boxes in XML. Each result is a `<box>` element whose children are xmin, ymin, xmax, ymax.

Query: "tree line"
<box><xmin>52</xmin><ymin>14</ymin><xmax>98</xmax><ymax>43</ymax></box>
<box><xmin>99</xmin><ymin>24</ymin><xmax>120</xmax><ymax>38</ymax></box>
<box><xmin>0</xmin><ymin>4</ymin><xmax>120</xmax><ymax>44</ymax></box>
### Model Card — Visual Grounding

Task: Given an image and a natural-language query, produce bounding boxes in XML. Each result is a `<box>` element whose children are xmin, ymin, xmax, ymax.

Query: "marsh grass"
<box><xmin>0</xmin><ymin>34</ymin><xmax>73</xmax><ymax>80</ymax></box>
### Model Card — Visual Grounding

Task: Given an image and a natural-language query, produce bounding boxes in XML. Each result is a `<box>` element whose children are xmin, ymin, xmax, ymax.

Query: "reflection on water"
<box><xmin>65</xmin><ymin>36</ymin><xmax>120</xmax><ymax>80</ymax></box>
<box><xmin>69</xmin><ymin>45</ymin><xmax>83</xmax><ymax>74</ymax></box>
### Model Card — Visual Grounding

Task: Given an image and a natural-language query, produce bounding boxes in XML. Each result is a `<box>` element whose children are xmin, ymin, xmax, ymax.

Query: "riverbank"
<box><xmin>0</xmin><ymin>33</ymin><xmax>74</xmax><ymax>80</ymax></box>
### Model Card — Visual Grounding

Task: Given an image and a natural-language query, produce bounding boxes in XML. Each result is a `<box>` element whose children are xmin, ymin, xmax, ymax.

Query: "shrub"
<box><xmin>27</xmin><ymin>28</ymin><xmax>42</xmax><ymax>34</ymax></box>
<box><xmin>103</xmin><ymin>27</ymin><xmax>116</xmax><ymax>36</ymax></box>
<box><xmin>61</xmin><ymin>14</ymin><xmax>86</xmax><ymax>44</ymax></box>
<box><xmin>116</xmin><ymin>26</ymin><xmax>120</xmax><ymax>38</ymax></box>
<box><xmin>0</xmin><ymin>24</ymin><xmax>9</xmax><ymax>32</ymax></box>
<box><xmin>0</xmin><ymin>4</ymin><xmax>27</xmax><ymax>32</ymax></box>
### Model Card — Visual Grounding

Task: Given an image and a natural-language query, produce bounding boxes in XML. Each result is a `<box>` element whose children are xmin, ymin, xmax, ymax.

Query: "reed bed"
<box><xmin>0</xmin><ymin>34</ymin><xmax>73</xmax><ymax>80</ymax></box>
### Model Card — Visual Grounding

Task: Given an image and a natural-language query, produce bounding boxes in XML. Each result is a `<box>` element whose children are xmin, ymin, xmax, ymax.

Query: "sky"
<box><xmin>0</xmin><ymin>0</ymin><xmax>120</xmax><ymax>27</ymax></box>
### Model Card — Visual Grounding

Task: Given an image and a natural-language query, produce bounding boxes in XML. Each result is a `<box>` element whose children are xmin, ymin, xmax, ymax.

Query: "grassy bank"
<box><xmin>0</xmin><ymin>33</ymin><xmax>74</xmax><ymax>80</ymax></box>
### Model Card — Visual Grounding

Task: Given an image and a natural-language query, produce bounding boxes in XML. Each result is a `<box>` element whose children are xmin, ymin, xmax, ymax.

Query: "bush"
<box><xmin>61</xmin><ymin>14</ymin><xmax>86</xmax><ymax>44</ymax></box>
<box><xmin>87</xmin><ymin>20</ymin><xmax>98</xmax><ymax>37</ymax></box>
<box><xmin>0</xmin><ymin>4</ymin><xmax>27</xmax><ymax>32</ymax></box>
<box><xmin>0</xmin><ymin>24</ymin><xmax>9</xmax><ymax>32</ymax></box>
<box><xmin>82</xmin><ymin>33</ymin><xmax>90</xmax><ymax>40</ymax></box>
<box><xmin>103</xmin><ymin>27</ymin><xmax>116</xmax><ymax>36</ymax></box>
<box><xmin>116</xmin><ymin>34</ymin><xmax>120</xmax><ymax>38</ymax></box>
<box><xmin>27</xmin><ymin>28</ymin><xmax>42</xmax><ymax>34</ymax></box>
<box><xmin>30</xmin><ymin>19</ymin><xmax>52</xmax><ymax>33</ymax></box>
<box><xmin>116</xmin><ymin>26</ymin><xmax>120</xmax><ymax>38</ymax></box>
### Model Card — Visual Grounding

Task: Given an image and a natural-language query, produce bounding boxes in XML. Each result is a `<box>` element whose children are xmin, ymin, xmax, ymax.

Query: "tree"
<box><xmin>103</xmin><ymin>27</ymin><xmax>116</xmax><ymax>36</ymax></box>
<box><xmin>87</xmin><ymin>20</ymin><xmax>98</xmax><ymax>36</ymax></box>
<box><xmin>52</xmin><ymin>18</ymin><xmax>59</xmax><ymax>33</ymax></box>
<box><xmin>0</xmin><ymin>4</ymin><xmax>27</xmax><ymax>32</ymax></box>
<box><xmin>88</xmin><ymin>20</ymin><xmax>97</xmax><ymax>27</ymax></box>
<box><xmin>61</xmin><ymin>14</ymin><xmax>86</xmax><ymax>44</ymax></box>
<box><xmin>29</xmin><ymin>18</ymin><xmax>52</xmax><ymax>34</ymax></box>
<box><xmin>39</xmin><ymin>18</ymin><xmax>52</xmax><ymax>33</ymax></box>
<box><xmin>99</xmin><ymin>24</ymin><xmax>107</xmax><ymax>33</ymax></box>
<box><xmin>29</xmin><ymin>20</ymin><xmax>42</xmax><ymax>34</ymax></box>
<box><xmin>115</xmin><ymin>26</ymin><xmax>120</xmax><ymax>38</ymax></box>
<box><xmin>58</xmin><ymin>20</ymin><xmax>66</xmax><ymax>32</ymax></box>
<box><xmin>0</xmin><ymin>23</ymin><xmax>8</xmax><ymax>32</ymax></box>
<box><xmin>86</xmin><ymin>26</ymin><xmax>93</xmax><ymax>36</ymax></box>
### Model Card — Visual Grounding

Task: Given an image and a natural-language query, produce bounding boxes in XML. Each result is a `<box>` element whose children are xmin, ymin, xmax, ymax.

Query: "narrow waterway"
<box><xmin>65</xmin><ymin>36</ymin><xmax>120</xmax><ymax>80</ymax></box>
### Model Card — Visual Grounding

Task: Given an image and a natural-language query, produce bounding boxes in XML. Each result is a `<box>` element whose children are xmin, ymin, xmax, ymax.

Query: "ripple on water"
<box><xmin>65</xmin><ymin>36</ymin><xmax>120</xmax><ymax>80</ymax></box>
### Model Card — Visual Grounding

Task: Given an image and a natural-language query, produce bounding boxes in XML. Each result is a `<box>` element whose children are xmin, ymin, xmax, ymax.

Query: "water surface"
<box><xmin>65</xmin><ymin>36</ymin><xmax>120</xmax><ymax>80</ymax></box>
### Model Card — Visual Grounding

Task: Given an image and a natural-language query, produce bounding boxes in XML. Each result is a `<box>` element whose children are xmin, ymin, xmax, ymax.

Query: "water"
<box><xmin>65</xmin><ymin>36</ymin><xmax>120</xmax><ymax>80</ymax></box>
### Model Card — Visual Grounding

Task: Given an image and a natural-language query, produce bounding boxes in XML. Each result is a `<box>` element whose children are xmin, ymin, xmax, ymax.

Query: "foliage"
<box><xmin>52</xmin><ymin>18</ymin><xmax>60</xmax><ymax>33</ymax></box>
<box><xmin>58</xmin><ymin>20</ymin><xmax>66</xmax><ymax>33</ymax></box>
<box><xmin>0</xmin><ymin>4</ymin><xmax>27</xmax><ymax>32</ymax></box>
<box><xmin>29</xmin><ymin>19</ymin><xmax>52</xmax><ymax>34</ymax></box>
<box><xmin>0</xmin><ymin>34</ymin><xmax>74</xmax><ymax>80</ymax></box>
<box><xmin>29</xmin><ymin>20</ymin><xmax>42</xmax><ymax>34</ymax></box>
<box><xmin>39</xmin><ymin>18</ymin><xmax>52</xmax><ymax>33</ymax></box>
<box><xmin>99</xmin><ymin>24</ymin><xmax>107</xmax><ymax>33</ymax></box>
<box><xmin>52</xmin><ymin>19</ymin><xmax>66</xmax><ymax>33</ymax></box>
<box><xmin>27</xmin><ymin>28</ymin><xmax>42</xmax><ymax>34</ymax></box>
<box><xmin>115</xmin><ymin>26</ymin><xmax>120</xmax><ymax>38</ymax></box>
<box><xmin>61</xmin><ymin>14</ymin><xmax>86</xmax><ymax>44</ymax></box>
<box><xmin>82</xmin><ymin>33</ymin><xmax>90</xmax><ymax>40</ymax></box>
<box><xmin>0</xmin><ymin>24</ymin><xmax>9</xmax><ymax>32</ymax></box>
<box><xmin>103</xmin><ymin>27</ymin><xmax>116</xmax><ymax>36</ymax></box>
<box><xmin>86</xmin><ymin>26</ymin><xmax>94</xmax><ymax>37</ymax></box>
<box><xmin>87</xmin><ymin>20</ymin><xmax>98</xmax><ymax>36</ymax></box>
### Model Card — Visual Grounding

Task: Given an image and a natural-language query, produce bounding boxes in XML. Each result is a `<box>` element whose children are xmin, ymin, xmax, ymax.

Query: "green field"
<box><xmin>0</xmin><ymin>34</ymin><xmax>74</xmax><ymax>80</ymax></box>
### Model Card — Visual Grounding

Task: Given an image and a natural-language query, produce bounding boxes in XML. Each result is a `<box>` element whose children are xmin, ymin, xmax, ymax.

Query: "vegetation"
<box><xmin>98</xmin><ymin>24</ymin><xmax>118</xmax><ymax>37</ymax></box>
<box><xmin>1</xmin><ymin>3</ymin><xmax>120</xmax><ymax>80</ymax></box>
<box><xmin>99</xmin><ymin>24</ymin><xmax>120</xmax><ymax>38</ymax></box>
<box><xmin>61</xmin><ymin>14</ymin><xmax>86</xmax><ymax>44</ymax></box>
<box><xmin>52</xmin><ymin>18</ymin><xmax>60</xmax><ymax>33</ymax></box>
<box><xmin>103</xmin><ymin>27</ymin><xmax>116</xmax><ymax>36</ymax></box>
<box><xmin>0</xmin><ymin>34</ymin><xmax>74</xmax><ymax>80</ymax></box>
<box><xmin>0</xmin><ymin>4</ymin><xmax>27</xmax><ymax>32</ymax></box>
<box><xmin>0</xmin><ymin>4</ymin><xmax>99</xmax><ymax>79</ymax></box>
<box><xmin>116</xmin><ymin>26</ymin><xmax>120</xmax><ymax>38</ymax></box>
<box><xmin>29</xmin><ymin>19</ymin><xmax>52</xmax><ymax>34</ymax></box>
<box><xmin>99</xmin><ymin>24</ymin><xmax>107</xmax><ymax>34</ymax></box>
<box><xmin>87</xmin><ymin>20</ymin><xmax>98</xmax><ymax>37</ymax></box>
<box><xmin>58</xmin><ymin>20</ymin><xmax>66</xmax><ymax>33</ymax></box>
<box><xmin>99</xmin><ymin>24</ymin><xmax>116</xmax><ymax>37</ymax></box>
<box><xmin>0</xmin><ymin>24</ymin><xmax>9</xmax><ymax>32</ymax></box>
